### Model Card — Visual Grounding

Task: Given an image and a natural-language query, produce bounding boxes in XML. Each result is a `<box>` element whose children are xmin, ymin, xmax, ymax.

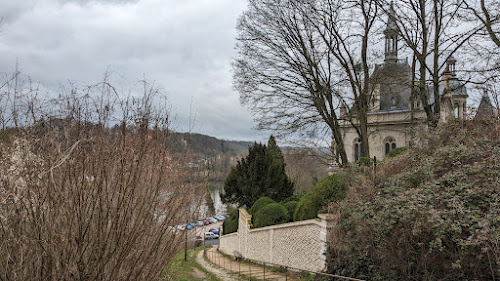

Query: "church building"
<box><xmin>339</xmin><ymin>7</ymin><xmax>468</xmax><ymax>163</ymax></box>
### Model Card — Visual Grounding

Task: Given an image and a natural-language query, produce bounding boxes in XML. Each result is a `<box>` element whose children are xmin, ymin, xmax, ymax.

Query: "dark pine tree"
<box><xmin>222</xmin><ymin>136</ymin><xmax>294</xmax><ymax>208</ymax></box>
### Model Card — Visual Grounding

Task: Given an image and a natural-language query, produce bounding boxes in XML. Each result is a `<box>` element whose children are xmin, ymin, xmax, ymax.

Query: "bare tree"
<box><xmin>234</xmin><ymin>0</ymin><xmax>383</xmax><ymax>165</ymax></box>
<box><xmin>310</xmin><ymin>0</ymin><xmax>380</xmax><ymax>159</ymax></box>
<box><xmin>0</xmin><ymin>76</ymin><xmax>204</xmax><ymax>280</ymax></box>
<box><xmin>465</xmin><ymin>0</ymin><xmax>500</xmax><ymax>47</ymax></box>
<box><xmin>381</xmin><ymin>0</ymin><xmax>481</xmax><ymax>126</ymax></box>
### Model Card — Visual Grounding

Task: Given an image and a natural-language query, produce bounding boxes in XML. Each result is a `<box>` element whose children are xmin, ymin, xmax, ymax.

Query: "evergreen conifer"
<box><xmin>222</xmin><ymin>136</ymin><xmax>294</xmax><ymax>207</ymax></box>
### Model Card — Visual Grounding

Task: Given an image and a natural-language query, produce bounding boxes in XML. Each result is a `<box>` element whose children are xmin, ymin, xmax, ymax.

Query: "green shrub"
<box><xmin>356</xmin><ymin>157</ymin><xmax>373</xmax><ymax>167</ymax></box>
<box><xmin>283</xmin><ymin>201</ymin><xmax>298</xmax><ymax>222</ymax></box>
<box><xmin>222</xmin><ymin>209</ymin><xmax>239</xmax><ymax>235</ymax></box>
<box><xmin>327</xmin><ymin>120</ymin><xmax>500</xmax><ymax>280</ymax></box>
<box><xmin>280</xmin><ymin>192</ymin><xmax>306</xmax><ymax>204</ymax></box>
<box><xmin>249</xmin><ymin>196</ymin><xmax>276</xmax><ymax>215</ymax></box>
<box><xmin>253</xmin><ymin>203</ymin><xmax>289</xmax><ymax>228</ymax></box>
<box><xmin>294</xmin><ymin>174</ymin><xmax>346</xmax><ymax>221</ymax></box>
<box><xmin>386</xmin><ymin>147</ymin><xmax>407</xmax><ymax>158</ymax></box>
<box><xmin>293</xmin><ymin>192</ymin><xmax>319</xmax><ymax>221</ymax></box>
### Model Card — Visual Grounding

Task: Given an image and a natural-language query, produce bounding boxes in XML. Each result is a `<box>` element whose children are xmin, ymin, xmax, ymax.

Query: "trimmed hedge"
<box><xmin>386</xmin><ymin>147</ymin><xmax>408</xmax><ymax>158</ymax></box>
<box><xmin>280</xmin><ymin>192</ymin><xmax>306</xmax><ymax>204</ymax></box>
<box><xmin>283</xmin><ymin>201</ymin><xmax>298</xmax><ymax>222</ymax></box>
<box><xmin>249</xmin><ymin>196</ymin><xmax>276</xmax><ymax>215</ymax></box>
<box><xmin>293</xmin><ymin>174</ymin><xmax>346</xmax><ymax>221</ymax></box>
<box><xmin>293</xmin><ymin>192</ymin><xmax>318</xmax><ymax>221</ymax></box>
<box><xmin>222</xmin><ymin>209</ymin><xmax>239</xmax><ymax>235</ymax></box>
<box><xmin>253</xmin><ymin>203</ymin><xmax>289</xmax><ymax>228</ymax></box>
<box><xmin>356</xmin><ymin>157</ymin><xmax>373</xmax><ymax>167</ymax></box>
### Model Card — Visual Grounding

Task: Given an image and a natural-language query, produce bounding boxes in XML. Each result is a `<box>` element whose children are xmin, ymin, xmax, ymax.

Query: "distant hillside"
<box><xmin>167</xmin><ymin>132</ymin><xmax>329</xmax><ymax>192</ymax></box>
<box><xmin>167</xmin><ymin>132</ymin><xmax>253</xmax><ymax>157</ymax></box>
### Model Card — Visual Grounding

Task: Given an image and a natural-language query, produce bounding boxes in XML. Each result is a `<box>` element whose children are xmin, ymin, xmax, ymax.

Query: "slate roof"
<box><xmin>475</xmin><ymin>92</ymin><xmax>495</xmax><ymax>118</ymax></box>
<box><xmin>371</xmin><ymin>60</ymin><xmax>412</xmax><ymax>111</ymax></box>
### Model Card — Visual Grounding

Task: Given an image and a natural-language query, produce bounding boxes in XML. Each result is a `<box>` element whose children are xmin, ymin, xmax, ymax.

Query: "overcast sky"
<box><xmin>0</xmin><ymin>0</ymin><xmax>272</xmax><ymax>141</ymax></box>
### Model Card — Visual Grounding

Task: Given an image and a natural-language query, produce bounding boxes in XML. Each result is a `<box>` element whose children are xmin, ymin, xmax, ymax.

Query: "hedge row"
<box><xmin>293</xmin><ymin>174</ymin><xmax>346</xmax><ymax>221</ymax></box>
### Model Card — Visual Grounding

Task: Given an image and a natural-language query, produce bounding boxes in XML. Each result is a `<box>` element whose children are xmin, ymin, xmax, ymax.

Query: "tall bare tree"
<box><xmin>234</xmin><ymin>0</ymin><xmax>350</xmax><ymax>165</ymax></box>
<box><xmin>464</xmin><ymin>0</ymin><xmax>500</xmax><ymax>47</ymax></box>
<box><xmin>381</xmin><ymin>0</ymin><xmax>481</xmax><ymax>126</ymax></box>
<box><xmin>310</xmin><ymin>0</ymin><xmax>380</xmax><ymax>159</ymax></box>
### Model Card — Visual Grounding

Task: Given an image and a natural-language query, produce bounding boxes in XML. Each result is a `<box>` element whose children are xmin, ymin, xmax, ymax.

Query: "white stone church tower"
<box><xmin>339</xmin><ymin>7</ymin><xmax>468</xmax><ymax>163</ymax></box>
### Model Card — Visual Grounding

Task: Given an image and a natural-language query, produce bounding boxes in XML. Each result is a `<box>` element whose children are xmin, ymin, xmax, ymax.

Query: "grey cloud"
<box><xmin>0</xmin><ymin>0</ymin><xmax>258</xmax><ymax>141</ymax></box>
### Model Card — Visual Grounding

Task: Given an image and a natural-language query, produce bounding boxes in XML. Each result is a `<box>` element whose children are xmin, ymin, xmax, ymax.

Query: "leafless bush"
<box><xmin>0</xmin><ymin>74</ymin><xmax>204</xmax><ymax>280</ymax></box>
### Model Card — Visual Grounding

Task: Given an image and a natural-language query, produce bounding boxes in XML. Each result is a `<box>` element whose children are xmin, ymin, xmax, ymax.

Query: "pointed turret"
<box><xmin>384</xmin><ymin>2</ymin><xmax>398</xmax><ymax>64</ymax></box>
<box><xmin>442</xmin><ymin>55</ymin><xmax>457</xmax><ymax>89</ymax></box>
<box><xmin>475</xmin><ymin>90</ymin><xmax>495</xmax><ymax>119</ymax></box>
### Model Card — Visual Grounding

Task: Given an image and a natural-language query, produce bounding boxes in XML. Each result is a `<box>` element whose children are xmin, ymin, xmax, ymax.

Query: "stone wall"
<box><xmin>219</xmin><ymin>209</ymin><xmax>334</xmax><ymax>272</ymax></box>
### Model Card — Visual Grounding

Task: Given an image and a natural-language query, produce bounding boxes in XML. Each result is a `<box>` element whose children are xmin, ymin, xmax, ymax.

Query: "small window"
<box><xmin>354</xmin><ymin>138</ymin><xmax>362</xmax><ymax>162</ymax></box>
<box><xmin>385</xmin><ymin>137</ymin><xmax>397</xmax><ymax>155</ymax></box>
<box><xmin>454</xmin><ymin>103</ymin><xmax>459</xmax><ymax>118</ymax></box>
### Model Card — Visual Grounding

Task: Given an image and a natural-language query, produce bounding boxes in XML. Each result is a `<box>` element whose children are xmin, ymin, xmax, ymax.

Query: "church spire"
<box><xmin>384</xmin><ymin>2</ymin><xmax>398</xmax><ymax>64</ymax></box>
<box><xmin>476</xmin><ymin>90</ymin><xmax>494</xmax><ymax>119</ymax></box>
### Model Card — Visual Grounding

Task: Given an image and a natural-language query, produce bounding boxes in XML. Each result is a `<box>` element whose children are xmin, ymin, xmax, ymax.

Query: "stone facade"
<box><xmin>219</xmin><ymin>209</ymin><xmax>334</xmax><ymax>272</ymax></box>
<box><xmin>342</xmin><ymin>110</ymin><xmax>427</xmax><ymax>163</ymax></box>
<box><xmin>339</xmin><ymin>7</ymin><xmax>468</xmax><ymax>163</ymax></box>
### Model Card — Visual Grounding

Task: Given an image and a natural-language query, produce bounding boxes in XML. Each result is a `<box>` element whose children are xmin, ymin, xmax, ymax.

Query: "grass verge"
<box><xmin>167</xmin><ymin>246</ymin><xmax>220</xmax><ymax>281</ymax></box>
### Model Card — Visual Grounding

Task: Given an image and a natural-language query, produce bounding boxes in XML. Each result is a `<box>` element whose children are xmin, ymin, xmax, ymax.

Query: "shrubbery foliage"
<box><xmin>222</xmin><ymin>209</ymin><xmax>239</xmax><ymax>235</ymax></box>
<box><xmin>328</xmin><ymin>119</ymin><xmax>500</xmax><ymax>280</ymax></box>
<box><xmin>385</xmin><ymin>146</ymin><xmax>408</xmax><ymax>158</ymax></box>
<box><xmin>294</xmin><ymin>174</ymin><xmax>346</xmax><ymax>221</ymax></box>
<box><xmin>356</xmin><ymin>156</ymin><xmax>373</xmax><ymax>167</ymax></box>
<box><xmin>280</xmin><ymin>192</ymin><xmax>305</xmax><ymax>204</ymax></box>
<box><xmin>222</xmin><ymin>136</ymin><xmax>294</xmax><ymax>208</ymax></box>
<box><xmin>283</xmin><ymin>201</ymin><xmax>298</xmax><ymax>222</ymax></box>
<box><xmin>249</xmin><ymin>196</ymin><xmax>276</xmax><ymax>215</ymax></box>
<box><xmin>254</xmin><ymin>203</ymin><xmax>290</xmax><ymax>228</ymax></box>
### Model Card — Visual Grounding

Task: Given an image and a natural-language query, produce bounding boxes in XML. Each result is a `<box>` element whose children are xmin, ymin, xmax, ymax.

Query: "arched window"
<box><xmin>454</xmin><ymin>103</ymin><xmax>459</xmax><ymax>118</ymax></box>
<box><xmin>385</xmin><ymin>137</ymin><xmax>397</xmax><ymax>155</ymax></box>
<box><xmin>354</xmin><ymin>138</ymin><xmax>362</xmax><ymax>162</ymax></box>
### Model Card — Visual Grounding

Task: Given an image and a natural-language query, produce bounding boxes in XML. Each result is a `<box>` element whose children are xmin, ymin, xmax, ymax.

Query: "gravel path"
<box><xmin>196</xmin><ymin>249</ymin><xmax>241</xmax><ymax>281</ymax></box>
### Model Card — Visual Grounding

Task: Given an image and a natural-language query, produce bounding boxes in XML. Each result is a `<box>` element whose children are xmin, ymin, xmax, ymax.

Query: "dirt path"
<box><xmin>202</xmin><ymin>247</ymin><xmax>292</xmax><ymax>281</ymax></box>
<box><xmin>196</xmin><ymin>249</ymin><xmax>241</xmax><ymax>281</ymax></box>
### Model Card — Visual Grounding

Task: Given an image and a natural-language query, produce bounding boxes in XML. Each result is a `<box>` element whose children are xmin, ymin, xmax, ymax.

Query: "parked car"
<box><xmin>196</xmin><ymin>221</ymin><xmax>204</xmax><ymax>226</ymax></box>
<box><xmin>209</xmin><ymin>217</ymin><xmax>218</xmax><ymax>223</ymax></box>
<box><xmin>177</xmin><ymin>224</ymin><xmax>186</xmax><ymax>230</ymax></box>
<box><xmin>209</xmin><ymin>227</ymin><xmax>220</xmax><ymax>235</ymax></box>
<box><xmin>187</xmin><ymin>223</ymin><xmax>196</xmax><ymax>230</ymax></box>
<box><xmin>203</xmin><ymin>219</ymin><xmax>210</xmax><ymax>225</ymax></box>
<box><xmin>204</xmin><ymin>232</ymin><xmax>219</xmax><ymax>240</ymax></box>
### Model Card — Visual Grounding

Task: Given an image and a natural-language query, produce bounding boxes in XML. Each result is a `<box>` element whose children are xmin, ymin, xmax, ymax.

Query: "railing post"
<box><xmin>285</xmin><ymin>266</ymin><xmax>288</xmax><ymax>281</ymax></box>
<box><xmin>238</xmin><ymin>258</ymin><xmax>240</xmax><ymax>275</ymax></box>
<box><xmin>263</xmin><ymin>262</ymin><xmax>266</xmax><ymax>280</ymax></box>
<box><xmin>249</xmin><ymin>261</ymin><xmax>251</xmax><ymax>279</ymax></box>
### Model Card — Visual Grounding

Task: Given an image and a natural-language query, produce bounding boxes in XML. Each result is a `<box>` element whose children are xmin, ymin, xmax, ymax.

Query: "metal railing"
<box><xmin>203</xmin><ymin>246</ymin><xmax>365</xmax><ymax>281</ymax></box>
